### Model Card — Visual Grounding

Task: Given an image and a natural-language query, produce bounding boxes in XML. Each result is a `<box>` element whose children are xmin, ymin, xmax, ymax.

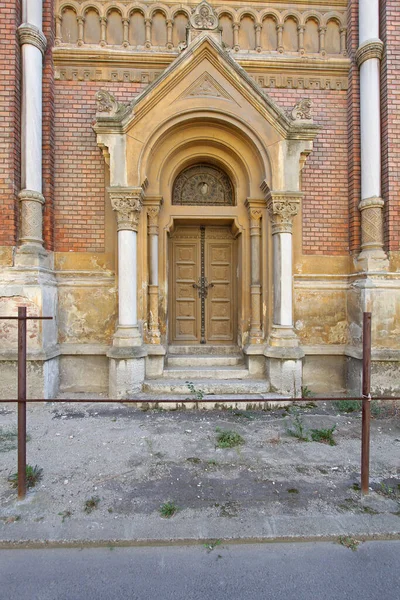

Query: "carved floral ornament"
<box><xmin>95</xmin><ymin>89</ymin><xmax>130</xmax><ymax>118</ymax></box>
<box><xmin>289</xmin><ymin>98</ymin><xmax>313</xmax><ymax>121</ymax></box>
<box><xmin>109</xmin><ymin>188</ymin><xmax>144</xmax><ymax>231</ymax></box>
<box><xmin>190</xmin><ymin>2</ymin><xmax>219</xmax><ymax>30</ymax></box>
<box><xmin>266</xmin><ymin>192</ymin><xmax>303</xmax><ymax>234</ymax></box>
<box><xmin>173</xmin><ymin>164</ymin><xmax>234</xmax><ymax>206</ymax></box>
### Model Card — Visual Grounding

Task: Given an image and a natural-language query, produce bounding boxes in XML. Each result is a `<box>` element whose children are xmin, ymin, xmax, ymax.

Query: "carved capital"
<box><xmin>147</xmin><ymin>206</ymin><xmax>160</xmax><ymax>236</ymax></box>
<box><xmin>17</xmin><ymin>23</ymin><xmax>47</xmax><ymax>56</ymax></box>
<box><xmin>109</xmin><ymin>187</ymin><xmax>144</xmax><ymax>231</ymax></box>
<box><xmin>356</xmin><ymin>39</ymin><xmax>384</xmax><ymax>67</ymax></box>
<box><xmin>265</xmin><ymin>192</ymin><xmax>302</xmax><ymax>234</ymax></box>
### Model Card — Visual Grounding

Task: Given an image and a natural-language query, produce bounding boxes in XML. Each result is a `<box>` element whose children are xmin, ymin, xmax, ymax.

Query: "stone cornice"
<box><xmin>355</xmin><ymin>39</ymin><xmax>384</xmax><ymax>68</ymax></box>
<box><xmin>18</xmin><ymin>23</ymin><xmax>47</xmax><ymax>56</ymax></box>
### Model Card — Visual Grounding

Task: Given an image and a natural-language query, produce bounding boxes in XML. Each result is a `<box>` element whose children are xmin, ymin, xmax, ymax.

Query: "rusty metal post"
<box><xmin>17</xmin><ymin>306</ymin><xmax>27</xmax><ymax>500</ymax></box>
<box><xmin>361</xmin><ymin>312</ymin><xmax>372</xmax><ymax>496</ymax></box>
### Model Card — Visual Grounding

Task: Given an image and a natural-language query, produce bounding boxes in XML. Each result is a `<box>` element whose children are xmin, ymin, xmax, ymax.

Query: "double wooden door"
<box><xmin>169</xmin><ymin>225</ymin><xmax>236</xmax><ymax>344</ymax></box>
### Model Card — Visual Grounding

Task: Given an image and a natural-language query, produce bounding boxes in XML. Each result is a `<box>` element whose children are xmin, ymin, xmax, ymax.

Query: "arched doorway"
<box><xmin>169</xmin><ymin>164</ymin><xmax>238</xmax><ymax>345</ymax></box>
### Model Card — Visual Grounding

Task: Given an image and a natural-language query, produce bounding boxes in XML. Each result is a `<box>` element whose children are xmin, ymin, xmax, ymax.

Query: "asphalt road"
<box><xmin>1</xmin><ymin>540</ymin><xmax>399</xmax><ymax>600</ymax></box>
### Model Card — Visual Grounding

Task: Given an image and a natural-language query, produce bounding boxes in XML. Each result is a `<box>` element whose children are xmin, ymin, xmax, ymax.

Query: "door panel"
<box><xmin>169</xmin><ymin>226</ymin><xmax>235</xmax><ymax>344</ymax></box>
<box><xmin>171</xmin><ymin>241</ymin><xmax>200</xmax><ymax>342</ymax></box>
<box><xmin>206</xmin><ymin>240</ymin><xmax>234</xmax><ymax>342</ymax></box>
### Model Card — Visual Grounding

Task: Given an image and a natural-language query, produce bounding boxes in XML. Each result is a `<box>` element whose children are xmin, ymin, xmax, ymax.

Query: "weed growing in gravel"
<box><xmin>334</xmin><ymin>400</ymin><xmax>362</xmax><ymax>413</ymax></box>
<box><xmin>0</xmin><ymin>427</ymin><xmax>30</xmax><ymax>453</ymax></box>
<box><xmin>186</xmin><ymin>381</ymin><xmax>204</xmax><ymax>402</ymax></box>
<box><xmin>301</xmin><ymin>386</ymin><xmax>313</xmax><ymax>398</ymax></box>
<box><xmin>286</xmin><ymin>408</ymin><xmax>309</xmax><ymax>442</ymax></box>
<box><xmin>287</xmin><ymin>488</ymin><xmax>299</xmax><ymax>494</ymax></box>
<box><xmin>215</xmin><ymin>427</ymin><xmax>245</xmax><ymax>448</ymax></box>
<box><xmin>204</xmin><ymin>539</ymin><xmax>221</xmax><ymax>552</ymax></box>
<box><xmin>58</xmin><ymin>510</ymin><xmax>72</xmax><ymax>523</ymax></box>
<box><xmin>310</xmin><ymin>425</ymin><xmax>337</xmax><ymax>446</ymax></box>
<box><xmin>338</xmin><ymin>536</ymin><xmax>360</xmax><ymax>551</ymax></box>
<box><xmin>84</xmin><ymin>496</ymin><xmax>100</xmax><ymax>513</ymax></box>
<box><xmin>8</xmin><ymin>464</ymin><xmax>43</xmax><ymax>489</ymax></box>
<box><xmin>377</xmin><ymin>482</ymin><xmax>398</xmax><ymax>498</ymax></box>
<box><xmin>159</xmin><ymin>501</ymin><xmax>178</xmax><ymax>518</ymax></box>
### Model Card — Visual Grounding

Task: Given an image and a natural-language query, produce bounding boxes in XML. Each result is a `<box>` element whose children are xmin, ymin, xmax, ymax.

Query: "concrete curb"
<box><xmin>1</xmin><ymin>512</ymin><xmax>399</xmax><ymax>549</ymax></box>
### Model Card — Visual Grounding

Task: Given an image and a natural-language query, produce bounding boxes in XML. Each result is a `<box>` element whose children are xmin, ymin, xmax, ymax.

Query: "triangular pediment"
<box><xmin>94</xmin><ymin>33</ymin><xmax>319</xmax><ymax>142</ymax></box>
<box><xmin>179</xmin><ymin>72</ymin><xmax>236</xmax><ymax>103</ymax></box>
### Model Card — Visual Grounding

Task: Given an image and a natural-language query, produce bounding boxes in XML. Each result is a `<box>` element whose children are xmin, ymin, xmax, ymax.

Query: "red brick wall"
<box><xmin>43</xmin><ymin>0</ymin><xmax>55</xmax><ymax>250</ymax></box>
<box><xmin>0</xmin><ymin>0</ymin><xmax>21</xmax><ymax>246</ymax></box>
<box><xmin>347</xmin><ymin>0</ymin><xmax>361</xmax><ymax>254</ymax></box>
<box><xmin>381</xmin><ymin>0</ymin><xmax>400</xmax><ymax>252</ymax></box>
<box><xmin>54</xmin><ymin>82</ymin><xmax>146</xmax><ymax>252</ymax></box>
<box><xmin>268</xmin><ymin>88</ymin><xmax>349</xmax><ymax>255</ymax></box>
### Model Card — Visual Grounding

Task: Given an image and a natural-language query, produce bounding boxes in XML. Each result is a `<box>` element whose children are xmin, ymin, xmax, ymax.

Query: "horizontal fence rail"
<box><xmin>1</xmin><ymin>309</ymin><xmax>398</xmax><ymax>501</ymax></box>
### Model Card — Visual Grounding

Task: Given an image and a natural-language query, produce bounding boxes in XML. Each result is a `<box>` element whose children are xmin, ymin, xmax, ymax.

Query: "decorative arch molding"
<box><xmin>172</xmin><ymin>163</ymin><xmax>235</xmax><ymax>206</ymax></box>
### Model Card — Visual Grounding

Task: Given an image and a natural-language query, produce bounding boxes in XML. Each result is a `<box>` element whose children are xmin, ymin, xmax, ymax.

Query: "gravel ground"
<box><xmin>0</xmin><ymin>397</ymin><xmax>399</xmax><ymax>540</ymax></box>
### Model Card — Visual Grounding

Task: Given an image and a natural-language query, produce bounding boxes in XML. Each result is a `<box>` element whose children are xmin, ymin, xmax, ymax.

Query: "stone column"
<box><xmin>277</xmin><ymin>25</ymin><xmax>284</xmax><ymax>53</ymax></box>
<box><xmin>17</xmin><ymin>2</ymin><xmax>47</xmax><ymax>261</ymax></box>
<box><xmin>147</xmin><ymin>201</ymin><xmax>162</xmax><ymax>344</ymax></box>
<box><xmin>109</xmin><ymin>188</ymin><xmax>143</xmax><ymax>347</ymax></box>
<box><xmin>245</xmin><ymin>199</ymin><xmax>264</xmax><ymax>343</ymax></box>
<box><xmin>122</xmin><ymin>18</ymin><xmax>129</xmax><ymax>47</ymax></box>
<box><xmin>264</xmin><ymin>190</ymin><xmax>304</xmax><ymax>397</ymax></box>
<box><xmin>145</xmin><ymin>18</ymin><xmax>152</xmax><ymax>48</ymax></box>
<box><xmin>233</xmin><ymin>23</ymin><xmax>239</xmax><ymax>51</ymax></box>
<box><xmin>166</xmin><ymin>20</ymin><xmax>173</xmax><ymax>50</ymax></box>
<box><xmin>355</xmin><ymin>0</ymin><xmax>388</xmax><ymax>271</ymax></box>
<box><xmin>108</xmin><ymin>187</ymin><xmax>146</xmax><ymax>398</ymax></box>
<box><xmin>255</xmin><ymin>25</ymin><xmax>261</xmax><ymax>52</ymax></box>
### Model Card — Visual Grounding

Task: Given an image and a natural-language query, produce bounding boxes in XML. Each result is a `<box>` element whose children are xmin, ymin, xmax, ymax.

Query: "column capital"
<box><xmin>17</xmin><ymin>23</ymin><xmax>47</xmax><ymax>55</ymax></box>
<box><xmin>108</xmin><ymin>187</ymin><xmax>144</xmax><ymax>232</ymax></box>
<box><xmin>265</xmin><ymin>191</ymin><xmax>303</xmax><ymax>235</ymax></box>
<box><xmin>356</xmin><ymin>38</ymin><xmax>384</xmax><ymax>67</ymax></box>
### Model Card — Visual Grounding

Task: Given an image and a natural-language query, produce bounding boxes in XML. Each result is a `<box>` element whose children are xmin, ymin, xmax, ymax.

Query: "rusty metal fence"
<box><xmin>1</xmin><ymin>309</ymin><xmax>399</xmax><ymax>500</ymax></box>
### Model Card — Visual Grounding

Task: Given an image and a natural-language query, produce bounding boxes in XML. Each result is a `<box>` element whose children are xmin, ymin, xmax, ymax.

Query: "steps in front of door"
<box><xmin>143</xmin><ymin>378</ymin><xmax>270</xmax><ymax>395</ymax></box>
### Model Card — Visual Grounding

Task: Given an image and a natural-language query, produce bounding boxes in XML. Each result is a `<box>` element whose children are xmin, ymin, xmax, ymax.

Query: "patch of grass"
<box><xmin>310</xmin><ymin>425</ymin><xmax>337</xmax><ymax>446</ymax></box>
<box><xmin>186</xmin><ymin>457</ymin><xmax>201</xmax><ymax>464</ymax></box>
<box><xmin>338</xmin><ymin>535</ymin><xmax>361</xmax><ymax>551</ymax></box>
<box><xmin>204</xmin><ymin>539</ymin><xmax>221</xmax><ymax>552</ymax></box>
<box><xmin>186</xmin><ymin>381</ymin><xmax>204</xmax><ymax>402</ymax></box>
<box><xmin>84</xmin><ymin>496</ymin><xmax>100</xmax><ymax>513</ymax></box>
<box><xmin>215</xmin><ymin>428</ymin><xmax>245</xmax><ymax>449</ymax></box>
<box><xmin>233</xmin><ymin>410</ymin><xmax>254</xmax><ymax>420</ymax></box>
<box><xmin>286</xmin><ymin>408</ymin><xmax>309</xmax><ymax>442</ymax></box>
<box><xmin>334</xmin><ymin>400</ymin><xmax>362</xmax><ymax>413</ymax></box>
<box><xmin>287</xmin><ymin>488</ymin><xmax>299</xmax><ymax>494</ymax></box>
<box><xmin>159</xmin><ymin>501</ymin><xmax>178</xmax><ymax>518</ymax></box>
<box><xmin>0</xmin><ymin>427</ymin><xmax>31</xmax><ymax>453</ymax></box>
<box><xmin>8</xmin><ymin>464</ymin><xmax>43</xmax><ymax>489</ymax></box>
<box><xmin>377</xmin><ymin>482</ymin><xmax>397</xmax><ymax>497</ymax></box>
<box><xmin>351</xmin><ymin>482</ymin><xmax>361</xmax><ymax>491</ymax></box>
<box><xmin>207</xmin><ymin>459</ymin><xmax>218</xmax><ymax>466</ymax></box>
<box><xmin>0</xmin><ymin>515</ymin><xmax>21</xmax><ymax>524</ymax></box>
<box><xmin>58</xmin><ymin>510</ymin><xmax>72</xmax><ymax>523</ymax></box>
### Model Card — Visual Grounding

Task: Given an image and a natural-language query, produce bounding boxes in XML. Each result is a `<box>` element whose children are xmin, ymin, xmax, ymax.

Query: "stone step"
<box><xmin>167</xmin><ymin>355</ymin><xmax>243</xmax><ymax>367</ymax></box>
<box><xmin>168</xmin><ymin>345</ymin><xmax>241</xmax><ymax>356</ymax></box>
<box><xmin>162</xmin><ymin>366</ymin><xmax>249</xmax><ymax>379</ymax></box>
<box><xmin>128</xmin><ymin>391</ymin><xmax>289</xmax><ymax>410</ymax></box>
<box><xmin>143</xmin><ymin>378</ymin><xmax>270</xmax><ymax>395</ymax></box>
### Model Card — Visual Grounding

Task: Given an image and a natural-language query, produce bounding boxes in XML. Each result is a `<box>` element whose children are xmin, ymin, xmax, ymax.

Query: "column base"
<box><xmin>354</xmin><ymin>248</ymin><xmax>389</xmax><ymax>273</ymax></box>
<box><xmin>144</xmin><ymin>344</ymin><xmax>166</xmax><ymax>378</ymax></box>
<box><xmin>243</xmin><ymin>344</ymin><xmax>267</xmax><ymax>377</ymax></box>
<box><xmin>107</xmin><ymin>346</ymin><xmax>147</xmax><ymax>399</ymax></box>
<box><xmin>268</xmin><ymin>325</ymin><xmax>300</xmax><ymax>348</ymax></box>
<box><xmin>265</xmin><ymin>346</ymin><xmax>304</xmax><ymax>398</ymax></box>
<box><xmin>112</xmin><ymin>325</ymin><xmax>142</xmax><ymax>348</ymax></box>
<box><xmin>14</xmin><ymin>244</ymin><xmax>51</xmax><ymax>269</ymax></box>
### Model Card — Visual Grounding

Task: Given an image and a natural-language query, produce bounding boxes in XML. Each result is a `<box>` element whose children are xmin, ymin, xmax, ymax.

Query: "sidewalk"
<box><xmin>0</xmin><ymin>396</ymin><xmax>399</xmax><ymax>547</ymax></box>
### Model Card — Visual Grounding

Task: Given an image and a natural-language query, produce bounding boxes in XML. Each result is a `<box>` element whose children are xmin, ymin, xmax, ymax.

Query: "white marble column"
<box><xmin>265</xmin><ymin>191</ymin><xmax>302</xmax><ymax>347</ymax></box>
<box><xmin>109</xmin><ymin>188</ymin><xmax>144</xmax><ymax>347</ymax></box>
<box><xmin>356</xmin><ymin>0</ymin><xmax>387</xmax><ymax>270</ymax></box>
<box><xmin>146</xmin><ymin>199</ymin><xmax>162</xmax><ymax>344</ymax></box>
<box><xmin>17</xmin><ymin>0</ymin><xmax>47</xmax><ymax>254</ymax></box>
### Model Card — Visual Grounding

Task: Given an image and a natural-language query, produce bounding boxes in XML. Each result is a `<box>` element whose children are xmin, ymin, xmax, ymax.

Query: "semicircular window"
<box><xmin>172</xmin><ymin>164</ymin><xmax>234</xmax><ymax>206</ymax></box>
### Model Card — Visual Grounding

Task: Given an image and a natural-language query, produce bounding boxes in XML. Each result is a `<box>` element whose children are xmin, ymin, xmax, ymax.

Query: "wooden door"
<box><xmin>169</xmin><ymin>225</ymin><xmax>235</xmax><ymax>344</ymax></box>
